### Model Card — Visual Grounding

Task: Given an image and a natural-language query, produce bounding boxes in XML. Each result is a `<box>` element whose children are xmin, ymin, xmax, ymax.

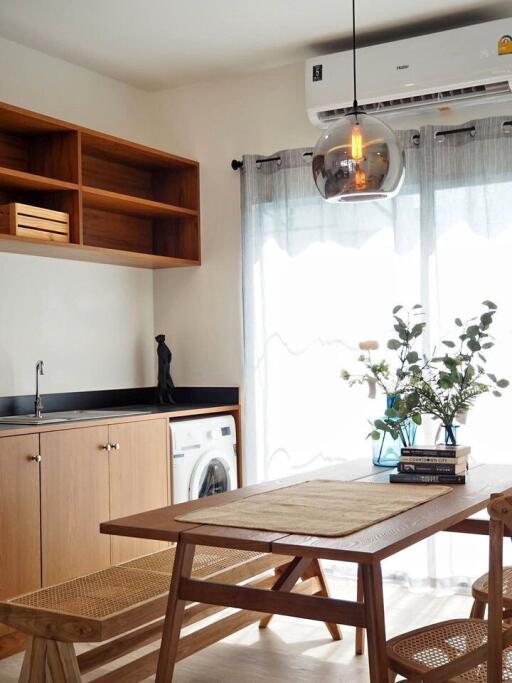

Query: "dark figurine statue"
<box><xmin>155</xmin><ymin>334</ymin><xmax>176</xmax><ymax>404</ymax></box>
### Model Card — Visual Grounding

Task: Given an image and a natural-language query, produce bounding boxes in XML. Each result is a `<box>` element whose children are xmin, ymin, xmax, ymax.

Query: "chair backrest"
<box><xmin>420</xmin><ymin>494</ymin><xmax>512</xmax><ymax>683</ymax></box>
<box><xmin>486</xmin><ymin>493</ymin><xmax>512</xmax><ymax>681</ymax></box>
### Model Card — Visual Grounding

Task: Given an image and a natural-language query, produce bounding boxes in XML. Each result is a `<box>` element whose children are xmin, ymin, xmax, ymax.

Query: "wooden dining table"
<box><xmin>100</xmin><ymin>459</ymin><xmax>512</xmax><ymax>683</ymax></box>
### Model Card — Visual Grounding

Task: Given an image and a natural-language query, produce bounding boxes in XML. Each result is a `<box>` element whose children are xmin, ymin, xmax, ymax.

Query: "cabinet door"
<box><xmin>109</xmin><ymin>419</ymin><xmax>169</xmax><ymax>564</ymax></box>
<box><xmin>0</xmin><ymin>434</ymin><xmax>41</xmax><ymax>604</ymax></box>
<box><xmin>40</xmin><ymin>426</ymin><xmax>110</xmax><ymax>585</ymax></box>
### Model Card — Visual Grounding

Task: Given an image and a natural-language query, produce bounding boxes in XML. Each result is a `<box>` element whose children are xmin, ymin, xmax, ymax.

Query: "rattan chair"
<box><xmin>387</xmin><ymin>494</ymin><xmax>512</xmax><ymax>682</ymax></box>
<box><xmin>471</xmin><ymin>567</ymin><xmax>512</xmax><ymax>620</ymax></box>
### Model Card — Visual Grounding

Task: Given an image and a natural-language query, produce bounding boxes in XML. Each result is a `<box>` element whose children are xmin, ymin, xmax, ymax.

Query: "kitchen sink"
<box><xmin>0</xmin><ymin>409</ymin><xmax>152</xmax><ymax>425</ymax></box>
<box><xmin>0</xmin><ymin>414</ymin><xmax>69</xmax><ymax>425</ymax></box>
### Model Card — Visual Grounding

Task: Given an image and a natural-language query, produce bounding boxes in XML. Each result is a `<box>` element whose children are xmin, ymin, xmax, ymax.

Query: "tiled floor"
<box><xmin>0</xmin><ymin>578</ymin><xmax>472</xmax><ymax>682</ymax></box>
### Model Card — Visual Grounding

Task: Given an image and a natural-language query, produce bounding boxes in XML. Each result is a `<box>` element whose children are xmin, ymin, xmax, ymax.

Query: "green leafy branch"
<box><xmin>408</xmin><ymin>300</ymin><xmax>508</xmax><ymax>429</ymax></box>
<box><xmin>341</xmin><ymin>304</ymin><xmax>426</xmax><ymax>444</ymax></box>
<box><xmin>341</xmin><ymin>300</ymin><xmax>509</xmax><ymax>446</ymax></box>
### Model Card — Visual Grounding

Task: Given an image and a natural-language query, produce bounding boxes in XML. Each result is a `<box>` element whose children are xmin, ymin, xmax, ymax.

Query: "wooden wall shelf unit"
<box><xmin>0</xmin><ymin>101</ymin><xmax>200</xmax><ymax>268</ymax></box>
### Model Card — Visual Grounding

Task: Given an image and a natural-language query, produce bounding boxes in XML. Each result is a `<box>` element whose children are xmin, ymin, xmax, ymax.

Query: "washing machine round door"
<box><xmin>189</xmin><ymin>451</ymin><xmax>233</xmax><ymax>501</ymax></box>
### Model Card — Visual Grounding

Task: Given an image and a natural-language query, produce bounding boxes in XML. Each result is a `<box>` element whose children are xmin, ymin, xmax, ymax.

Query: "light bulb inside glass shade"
<box><xmin>312</xmin><ymin>112</ymin><xmax>405</xmax><ymax>202</ymax></box>
<box><xmin>351</xmin><ymin>122</ymin><xmax>363</xmax><ymax>160</ymax></box>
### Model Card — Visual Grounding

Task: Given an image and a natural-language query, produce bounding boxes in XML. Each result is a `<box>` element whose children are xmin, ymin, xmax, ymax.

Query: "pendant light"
<box><xmin>312</xmin><ymin>0</ymin><xmax>405</xmax><ymax>202</ymax></box>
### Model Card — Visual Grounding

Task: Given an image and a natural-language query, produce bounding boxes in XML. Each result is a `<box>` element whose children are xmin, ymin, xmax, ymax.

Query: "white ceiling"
<box><xmin>0</xmin><ymin>0</ymin><xmax>511</xmax><ymax>91</ymax></box>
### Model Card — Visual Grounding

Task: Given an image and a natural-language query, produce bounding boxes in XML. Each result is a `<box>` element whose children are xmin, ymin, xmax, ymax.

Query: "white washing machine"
<box><xmin>170</xmin><ymin>415</ymin><xmax>238</xmax><ymax>504</ymax></box>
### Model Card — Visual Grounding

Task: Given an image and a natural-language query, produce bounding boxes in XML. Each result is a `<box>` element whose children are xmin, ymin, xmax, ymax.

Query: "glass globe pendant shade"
<box><xmin>312</xmin><ymin>111</ymin><xmax>405</xmax><ymax>202</ymax></box>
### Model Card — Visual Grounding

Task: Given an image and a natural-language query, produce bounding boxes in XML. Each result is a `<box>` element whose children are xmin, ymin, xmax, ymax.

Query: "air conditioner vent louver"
<box><xmin>317</xmin><ymin>81</ymin><xmax>512</xmax><ymax>123</ymax></box>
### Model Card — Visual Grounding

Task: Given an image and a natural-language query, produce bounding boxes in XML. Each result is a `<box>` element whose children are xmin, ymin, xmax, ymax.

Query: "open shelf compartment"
<box><xmin>0</xmin><ymin>107</ymin><xmax>79</xmax><ymax>184</ymax></box>
<box><xmin>80</xmin><ymin>130</ymin><xmax>200</xmax><ymax>262</ymax></box>
<box><xmin>80</xmin><ymin>131</ymin><xmax>199</xmax><ymax>210</ymax></box>
<box><xmin>82</xmin><ymin>207</ymin><xmax>199</xmax><ymax>262</ymax></box>
<box><xmin>0</xmin><ymin>188</ymin><xmax>80</xmax><ymax>245</ymax></box>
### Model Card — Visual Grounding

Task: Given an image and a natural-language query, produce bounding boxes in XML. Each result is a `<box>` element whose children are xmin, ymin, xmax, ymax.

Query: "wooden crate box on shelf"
<box><xmin>0</xmin><ymin>202</ymin><xmax>69</xmax><ymax>242</ymax></box>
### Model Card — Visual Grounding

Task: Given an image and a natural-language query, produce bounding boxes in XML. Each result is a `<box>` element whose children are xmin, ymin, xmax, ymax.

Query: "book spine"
<box><xmin>390</xmin><ymin>473</ymin><xmax>466</xmax><ymax>484</ymax></box>
<box><xmin>398</xmin><ymin>462</ymin><xmax>464</xmax><ymax>475</ymax></box>
<box><xmin>400</xmin><ymin>455</ymin><xmax>466</xmax><ymax>465</ymax></box>
<box><xmin>401</xmin><ymin>448</ymin><xmax>460</xmax><ymax>458</ymax></box>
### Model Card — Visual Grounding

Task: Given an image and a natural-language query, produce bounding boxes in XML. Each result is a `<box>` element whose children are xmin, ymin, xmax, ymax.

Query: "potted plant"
<box><xmin>341</xmin><ymin>305</ymin><xmax>426</xmax><ymax>466</ymax></box>
<box><xmin>407</xmin><ymin>300</ymin><xmax>508</xmax><ymax>445</ymax></box>
<box><xmin>342</xmin><ymin>300</ymin><xmax>508</xmax><ymax>462</ymax></box>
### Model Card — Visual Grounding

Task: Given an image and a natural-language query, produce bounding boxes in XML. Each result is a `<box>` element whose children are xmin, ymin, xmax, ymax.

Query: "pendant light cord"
<box><xmin>352</xmin><ymin>0</ymin><xmax>358</xmax><ymax>110</ymax></box>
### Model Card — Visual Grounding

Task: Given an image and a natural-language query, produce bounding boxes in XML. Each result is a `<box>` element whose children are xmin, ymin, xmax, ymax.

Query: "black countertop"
<box><xmin>0</xmin><ymin>387</ymin><xmax>239</xmax><ymax>434</ymax></box>
<box><xmin>0</xmin><ymin>386</ymin><xmax>238</xmax><ymax>416</ymax></box>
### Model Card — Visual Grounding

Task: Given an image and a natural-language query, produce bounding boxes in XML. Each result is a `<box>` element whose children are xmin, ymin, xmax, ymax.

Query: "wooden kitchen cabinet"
<box><xmin>40</xmin><ymin>418</ymin><xmax>169</xmax><ymax>583</ymax></box>
<box><xmin>0</xmin><ymin>101</ymin><xmax>200</xmax><ymax>269</ymax></box>
<box><xmin>109</xmin><ymin>418</ymin><xmax>169</xmax><ymax>564</ymax></box>
<box><xmin>0</xmin><ymin>434</ymin><xmax>41</xmax><ymax>606</ymax></box>
<box><xmin>40</xmin><ymin>425</ymin><xmax>111</xmax><ymax>585</ymax></box>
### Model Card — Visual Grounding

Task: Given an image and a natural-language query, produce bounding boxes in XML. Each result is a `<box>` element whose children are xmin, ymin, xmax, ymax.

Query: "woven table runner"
<box><xmin>175</xmin><ymin>480</ymin><xmax>452</xmax><ymax>538</ymax></box>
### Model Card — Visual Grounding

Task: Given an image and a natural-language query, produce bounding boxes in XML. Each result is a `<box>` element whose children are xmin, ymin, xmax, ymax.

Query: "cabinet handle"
<box><xmin>31</xmin><ymin>454</ymin><xmax>42</xmax><ymax>463</ymax></box>
<box><xmin>111</xmin><ymin>442</ymin><xmax>120</xmax><ymax>451</ymax></box>
<box><xmin>102</xmin><ymin>443</ymin><xmax>112</xmax><ymax>452</ymax></box>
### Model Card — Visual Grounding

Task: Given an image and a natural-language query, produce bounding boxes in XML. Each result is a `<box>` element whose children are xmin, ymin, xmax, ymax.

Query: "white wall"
<box><xmin>150</xmin><ymin>62</ymin><xmax>512</xmax><ymax>387</ymax></box>
<box><xmin>0</xmin><ymin>254</ymin><xmax>153</xmax><ymax>395</ymax></box>
<box><xmin>0</xmin><ymin>37</ymin><xmax>156</xmax><ymax>396</ymax></box>
<box><xmin>151</xmin><ymin>63</ymin><xmax>316</xmax><ymax>387</ymax></box>
<box><xmin>0</xmin><ymin>37</ymin><xmax>153</xmax><ymax>143</ymax></box>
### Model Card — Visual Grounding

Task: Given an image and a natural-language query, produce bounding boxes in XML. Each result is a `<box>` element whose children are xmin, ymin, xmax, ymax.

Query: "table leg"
<box><xmin>259</xmin><ymin>567</ymin><xmax>283</xmax><ymax>629</ymax></box>
<box><xmin>303</xmin><ymin>559</ymin><xmax>342</xmax><ymax>641</ymax></box>
<box><xmin>261</xmin><ymin>558</ymin><xmax>342</xmax><ymax>641</ymax></box>
<box><xmin>260</xmin><ymin>556</ymin><xmax>313</xmax><ymax>629</ymax></box>
<box><xmin>355</xmin><ymin>564</ymin><xmax>365</xmax><ymax>655</ymax></box>
<box><xmin>156</xmin><ymin>540</ymin><xmax>196</xmax><ymax>683</ymax></box>
<box><xmin>361</xmin><ymin>562</ymin><xmax>388</xmax><ymax>683</ymax></box>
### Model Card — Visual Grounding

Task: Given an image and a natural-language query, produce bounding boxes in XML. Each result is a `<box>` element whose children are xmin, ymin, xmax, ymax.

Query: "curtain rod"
<box><xmin>231</xmin><ymin>120</ymin><xmax>512</xmax><ymax>170</ymax></box>
<box><xmin>231</xmin><ymin>153</ymin><xmax>312</xmax><ymax>171</ymax></box>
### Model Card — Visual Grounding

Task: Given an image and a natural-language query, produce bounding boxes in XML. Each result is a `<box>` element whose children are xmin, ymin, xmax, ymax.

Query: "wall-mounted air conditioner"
<box><xmin>306</xmin><ymin>18</ymin><xmax>512</xmax><ymax>127</ymax></box>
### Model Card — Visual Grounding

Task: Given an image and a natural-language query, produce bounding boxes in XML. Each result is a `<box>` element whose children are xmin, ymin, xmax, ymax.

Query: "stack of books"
<box><xmin>389</xmin><ymin>445</ymin><xmax>470</xmax><ymax>485</ymax></box>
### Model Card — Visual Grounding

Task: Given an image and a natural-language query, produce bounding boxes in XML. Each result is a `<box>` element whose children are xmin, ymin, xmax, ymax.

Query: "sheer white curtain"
<box><xmin>241</xmin><ymin>117</ymin><xmax>512</xmax><ymax>588</ymax></box>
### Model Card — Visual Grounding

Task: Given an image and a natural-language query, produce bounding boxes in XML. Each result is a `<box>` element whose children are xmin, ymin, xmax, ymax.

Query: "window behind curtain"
<box><xmin>241</xmin><ymin>119</ymin><xmax>512</xmax><ymax>587</ymax></box>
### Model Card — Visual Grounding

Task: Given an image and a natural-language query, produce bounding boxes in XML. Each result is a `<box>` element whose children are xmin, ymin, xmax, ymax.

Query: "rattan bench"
<box><xmin>0</xmin><ymin>545</ymin><xmax>340</xmax><ymax>682</ymax></box>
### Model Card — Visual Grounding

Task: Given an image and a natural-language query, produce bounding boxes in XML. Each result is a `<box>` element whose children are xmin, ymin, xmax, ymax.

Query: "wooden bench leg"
<box><xmin>19</xmin><ymin>636</ymin><xmax>47</xmax><ymax>683</ymax></box>
<box><xmin>46</xmin><ymin>641</ymin><xmax>81</xmax><ymax>682</ymax></box>
<box><xmin>18</xmin><ymin>637</ymin><xmax>33</xmax><ymax>683</ymax></box>
<box><xmin>356</xmin><ymin>564</ymin><xmax>365</xmax><ymax>655</ymax></box>
<box><xmin>155</xmin><ymin>540</ymin><xmax>196</xmax><ymax>683</ymax></box>
<box><xmin>19</xmin><ymin>637</ymin><xmax>81</xmax><ymax>683</ymax></box>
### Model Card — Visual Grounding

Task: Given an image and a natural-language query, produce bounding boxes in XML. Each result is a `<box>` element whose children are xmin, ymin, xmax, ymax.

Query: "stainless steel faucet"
<box><xmin>35</xmin><ymin>360</ymin><xmax>45</xmax><ymax>418</ymax></box>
